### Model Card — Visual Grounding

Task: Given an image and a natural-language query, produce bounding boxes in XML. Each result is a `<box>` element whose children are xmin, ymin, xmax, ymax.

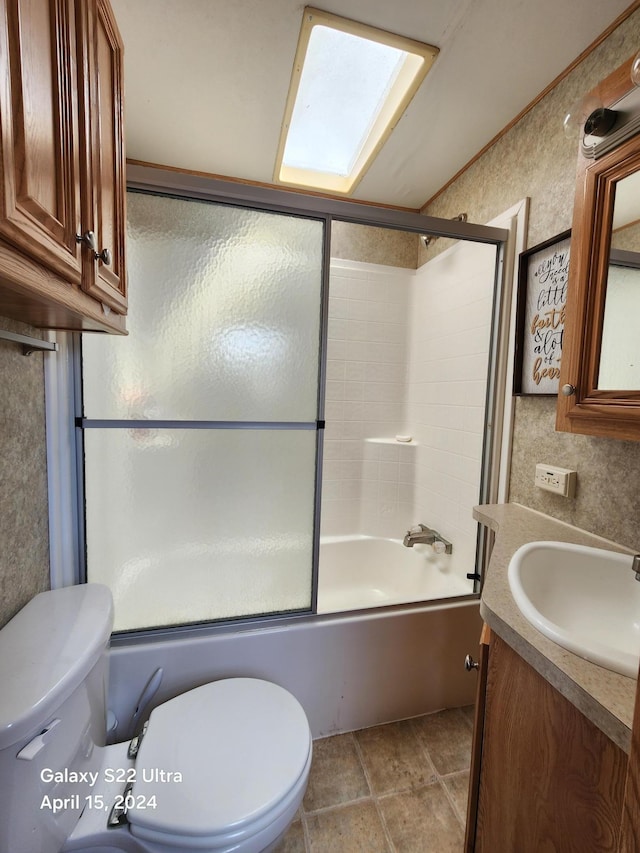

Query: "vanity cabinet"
<box><xmin>465</xmin><ymin>631</ymin><xmax>628</xmax><ymax>852</ymax></box>
<box><xmin>0</xmin><ymin>0</ymin><xmax>126</xmax><ymax>333</ymax></box>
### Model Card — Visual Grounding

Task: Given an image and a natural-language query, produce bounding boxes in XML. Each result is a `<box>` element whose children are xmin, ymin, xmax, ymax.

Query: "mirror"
<box><xmin>598</xmin><ymin>172</ymin><xmax>640</xmax><ymax>390</ymax></box>
<box><xmin>557</xmin><ymin>52</ymin><xmax>640</xmax><ymax>441</ymax></box>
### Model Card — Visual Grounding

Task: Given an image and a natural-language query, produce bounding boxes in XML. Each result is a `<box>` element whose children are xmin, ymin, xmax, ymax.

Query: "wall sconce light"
<box><xmin>420</xmin><ymin>213</ymin><xmax>468</xmax><ymax>248</ymax></box>
<box><xmin>631</xmin><ymin>50</ymin><xmax>640</xmax><ymax>87</ymax></box>
<box><xmin>563</xmin><ymin>95</ymin><xmax>618</xmax><ymax>140</ymax></box>
<box><xmin>563</xmin><ymin>50</ymin><xmax>640</xmax><ymax>143</ymax></box>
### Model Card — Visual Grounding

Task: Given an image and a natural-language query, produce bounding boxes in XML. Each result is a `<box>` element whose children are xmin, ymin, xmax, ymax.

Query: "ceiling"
<box><xmin>111</xmin><ymin>0</ymin><xmax>634</xmax><ymax>209</ymax></box>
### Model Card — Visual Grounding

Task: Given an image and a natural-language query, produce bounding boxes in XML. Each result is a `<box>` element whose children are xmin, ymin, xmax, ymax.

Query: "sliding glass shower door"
<box><xmin>81</xmin><ymin>191</ymin><xmax>325</xmax><ymax>631</ymax></box>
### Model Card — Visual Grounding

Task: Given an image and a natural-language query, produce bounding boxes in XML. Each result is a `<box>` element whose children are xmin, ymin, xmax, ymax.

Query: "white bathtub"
<box><xmin>108</xmin><ymin>535</ymin><xmax>481</xmax><ymax>739</ymax></box>
<box><xmin>318</xmin><ymin>535</ymin><xmax>473</xmax><ymax>613</ymax></box>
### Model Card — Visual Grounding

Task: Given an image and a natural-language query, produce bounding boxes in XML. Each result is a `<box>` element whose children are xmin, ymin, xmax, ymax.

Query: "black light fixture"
<box><xmin>583</xmin><ymin>107</ymin><xmax>618</xmax><ymax>137</ymax></box>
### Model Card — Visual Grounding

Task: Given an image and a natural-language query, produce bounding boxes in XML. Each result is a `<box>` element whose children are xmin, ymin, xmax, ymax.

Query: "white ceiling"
<box><xmin>111</xmin><ymin>0</ymin><xmax>633</xmax><ymax>209</ymax></box>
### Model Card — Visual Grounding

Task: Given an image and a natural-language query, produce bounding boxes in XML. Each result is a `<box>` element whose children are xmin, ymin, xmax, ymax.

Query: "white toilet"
<box><xmin>0</xmin><ymin>585</ymin><xmax>312</xmax><ymax>853</ymax></box>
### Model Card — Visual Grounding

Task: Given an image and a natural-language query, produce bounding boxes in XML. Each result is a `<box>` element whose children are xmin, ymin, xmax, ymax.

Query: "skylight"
<box><xmin>275</xmin><ymin>8</ymin><xmax>438</xmax><ymax>195</ymax></box>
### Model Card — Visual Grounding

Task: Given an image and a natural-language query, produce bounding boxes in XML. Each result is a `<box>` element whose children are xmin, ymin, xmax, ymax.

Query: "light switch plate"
<box><xmin>534</xmin><ymin>464</ymin><xmax>577</xmax><ymax>497</ymax></box>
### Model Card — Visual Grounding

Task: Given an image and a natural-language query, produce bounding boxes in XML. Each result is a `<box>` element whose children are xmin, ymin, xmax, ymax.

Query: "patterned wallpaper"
<box><xmin>422</xmin><ymin>9</ymin><xmax>640</xmax><ymax>550</ymax></box>
<box><xmin>0</xmin><ymin>318</ymin><xmax>50</xmax><ymax>628</ymax></box>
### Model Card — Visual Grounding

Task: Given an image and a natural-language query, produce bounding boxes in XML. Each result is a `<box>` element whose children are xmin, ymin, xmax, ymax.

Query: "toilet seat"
<box><xmin>126</xmin><ymin>678</ymin><xmax>312</xmax><ymax>850</ymax></box>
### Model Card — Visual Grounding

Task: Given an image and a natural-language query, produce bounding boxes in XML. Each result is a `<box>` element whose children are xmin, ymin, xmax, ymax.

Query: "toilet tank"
<box><xmin>0</xmin><ymin>584</ymin><xmax>114</xmax><ymax>853</ymax></box>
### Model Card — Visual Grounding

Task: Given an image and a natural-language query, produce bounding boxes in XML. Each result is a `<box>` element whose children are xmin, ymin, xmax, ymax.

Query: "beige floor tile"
<box><xmin>303</xmin><ymin>733</ymin><xmax>370</xmax><ymax>812</ymax></box>
<box><xmin>379</xmin><ymin>782</ymin><xmax>464</xmax><ymax>853</ymax></box>
<box><xmin>411</xmin><ymin>709</ymin><xmax>473</xmax><ymax>775</ymax></box>
<box><xmin>273</xmin><ymin>819</ymin><xmax>306</xmax><ymax>852</ymax></box>
<box><xmin>355</xmin><ymin>720</ymin><xmax>437</xmax><ymax>796</ymax></box>
<box><xmin>442</xmin><ymin>769</ymin><xmax>470</xmax><ymax>823</ymax></box>
<box><xmin>306</xmin><ymin>800</ymin><xmax>391</xmax><ymax>852</ymax></box>
<box><xmin>460</xmin><ymin>704</ymin><xmax>476</xmax><ymax>729</ymax></box>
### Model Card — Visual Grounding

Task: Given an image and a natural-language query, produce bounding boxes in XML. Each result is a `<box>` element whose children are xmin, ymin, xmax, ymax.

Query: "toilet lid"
<box><xmin>127</xmin><ymin>678</ymin><xmax>311</xmax><ymax>841</ymax></box>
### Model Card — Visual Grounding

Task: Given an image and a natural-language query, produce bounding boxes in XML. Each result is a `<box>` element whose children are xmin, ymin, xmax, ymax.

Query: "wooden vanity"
<box><xmin>465</xmin><ymin>504</ymin><xmax>640</xmax><ymax>852</ymax></box>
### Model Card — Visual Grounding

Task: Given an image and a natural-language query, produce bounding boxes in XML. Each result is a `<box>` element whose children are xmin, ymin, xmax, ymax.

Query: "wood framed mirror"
<box><xmin>557</xmin><ymin>53</ymin><xmax>640</xmax><ymax>440</ymax></box>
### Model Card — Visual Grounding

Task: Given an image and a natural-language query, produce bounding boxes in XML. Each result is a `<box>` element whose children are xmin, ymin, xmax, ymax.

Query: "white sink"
<box><xmin>507</xmin><ymin>541</ymin><xmax>640</xmax><ymax>678</ymax></box>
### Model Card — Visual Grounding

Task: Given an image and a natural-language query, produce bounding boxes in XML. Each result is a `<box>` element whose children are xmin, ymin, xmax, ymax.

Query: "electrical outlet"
<box><xmin>534</xmin><ymin>464</ymin><xmax>577</xmax><ymax>497</ymax></box>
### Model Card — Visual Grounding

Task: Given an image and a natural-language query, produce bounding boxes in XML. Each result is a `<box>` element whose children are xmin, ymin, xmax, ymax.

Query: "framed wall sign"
<box><xmin>513</xmin><ymin>229</ymin><xmax>571</xmax><ymax>395</ymax></box>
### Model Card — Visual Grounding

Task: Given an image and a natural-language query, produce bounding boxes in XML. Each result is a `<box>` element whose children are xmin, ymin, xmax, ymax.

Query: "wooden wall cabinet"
<box><xmin>0</xmin><ymin>0</ymin><xmax>126</xmax><ymax>333</ymax></box>
<box><xmin>466</xmin><ymin>631</ymin><xmax>629</xmax><ymax>852</ymax></box>
<box><xmin>557</xmin><ymin>54</ymin><xmax>640</xmax><ymax>439</ymax></box>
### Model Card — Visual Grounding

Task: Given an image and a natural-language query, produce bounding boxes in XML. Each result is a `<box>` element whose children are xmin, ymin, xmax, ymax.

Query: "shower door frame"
<box><xmin>49</xmin><ymin>162</ymin><xmax>509</xmax><ymax>638</ymax></box>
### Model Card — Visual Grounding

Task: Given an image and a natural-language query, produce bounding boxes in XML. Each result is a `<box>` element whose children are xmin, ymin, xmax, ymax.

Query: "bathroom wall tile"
<box><xmin>341</xmin><ymin>480</ymin><xmax>361</xmax><ymax>501</ymax></box>
<box><xmin>329</xmin><ymin>297</ymin><xmax>350</xmax><ymax>320</ymax></box>
<box><xmin>328</xmin><ymin>317</ymin><xmax>349</xmax><ymax>340</ymax></box>
<box><xmin>327</xmin><ymin>274</ymin><xmax>351</xmax><ymax>300</ymax></box>
<box><xmin>398</xmin><ymin>462</ymin><xmax>415</xmax><ymax>484</ymax></box>
<box><xmin>341</xmin><ymin>440</ymin><xmax>363</xmax><ymax>461</ymax></box>
<box><xmin>378</xmin><ymin>481</ymin><xmax>398</xmax><ymax>504</ymax></box>
<box><xmin>322</xmin><ymin>260</ymin><xmax>411</xmax><ymax>536</ymax></box>
<box><xmin>398</xmin><ymin>483</ymin><xmax>415</xmax><ymax>505</ymax></box>
<box><xmin>355</xmin><ymin>720</ymin><xmax>437</xmax><ymax>796</ymax></box>
<box><xmin>323</xmin><ymin>420</ymin><xmax>342</xmax><ymax>441</ymax></box>
<box><xmin>368</xmin><ymin>322</ymin><xmax>405</xmax><ymax>344</ymax></box>
<box><xmin>328</xmin><ymin>339</ymin><xmax>347</xmax><ymax>361</ymax></box>
<box><xmin>325</xmin><ymin>380</ymin><xmax>344</xmax><ymax>402</ymax></box>
<box><xmin>342</xmin><ymin>422</ymin><xmax>366</xmax><ymax>442</ymax></box>
<box><xmin>344</xmin><ymin>381</ymin><xmax>364</xmax><ymax>401</ymax></box>
<box><xmin>378</xmin><ymin>784</ymin><xmax>464</xmax><ymax>853</ymax></box>
<box><xmin>365</xmin><ymin>362</ymin><xmax>405</xmax><ymax>384</ymax></box>
<box><xmin>341</xmin><ymin>461</ymin><xmax>362</xmax><ymax>480</ymax></box>
<box><xmin>320</xmin><ymin>480</ymin><xmax>342</xmax><ymax>502</ymax></box>
<box><xmin>302</xmin><ymin>734</ymin><xmax>370</xmax><ymax>812</ymax></box>
<box><xmin>324</xmin><ymin>401</ymin><xmax>344</xmax><ymax>422</ymax></box>
<box><xmin>306</xmin><ymin>801</ymin><xmax>391</xmax><ymax>853</ymax></box>
<box><xmin>325</xmin><ymin>360</ymin><xmax>345</xmax><ymax>381</ymax></box>
<box><xmin>322</xmin><ymin>461</ymin><xmax>342</xmax><ymax>482</ymax></box>
<box><xmin>344</xmin><ymin>401</ymin><xmax>365</xmax><ymax>422</ymax></box>
<box><xmin>379</xmin><ymin>461</ymin><xmax>399</xmax><ymax>482</ymax></box>
<box><xmin>322</xmin><ymin>440</ymin><xmax>341</xmax><ymax>461</ymax></box>
<box><xmin>346</xmin><ymin>299</ymin><xmax>368</xmax><ymax>320</ymax></box>
<box><xmin>362</xmin><ymin>460</ymin><xmax>379</xmax><ymax>481</ymax></box>
<box><xmin>363</xmin><ymin>440</ymin><xmax>381</xmax><ymax>460</ymax></box>
<box><xmin>367</xmin><ymin>300</ymin><xmax>406</xmax><ymax>324</ymax></box>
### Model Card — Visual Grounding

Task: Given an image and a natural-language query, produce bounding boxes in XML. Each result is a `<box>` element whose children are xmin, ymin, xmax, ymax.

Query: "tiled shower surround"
<box><xmin>321</xmin><ymin>240</ymin><xmax>496</xmax><ymax>586</ymax></box>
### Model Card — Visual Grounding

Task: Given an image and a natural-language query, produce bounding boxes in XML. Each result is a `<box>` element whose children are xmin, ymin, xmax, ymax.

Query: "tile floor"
<box><xmin>275</xmin><ymin>705</ymin><xmax>474</xmax><ymax>853</ymax></box>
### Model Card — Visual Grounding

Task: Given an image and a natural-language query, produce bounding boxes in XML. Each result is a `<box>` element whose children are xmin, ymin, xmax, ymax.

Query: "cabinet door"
<box><xmin>76</xmin><ymin>0</ymin><xmax>126</xmax><ymax>313</ymax></box>
<box><xmin>476</xmin><ymin>635</ymin><xmax>627</xmax><ymax>852</ymax></box>
<box><xmin>464</xmin><ymin>625</ymin><xmax>490</xmax><ymax>853</ymax></box>
<box><xmin>0</xmin><ymin>0</ymin><xmax>83</xmax><ymax>282</ymax></box>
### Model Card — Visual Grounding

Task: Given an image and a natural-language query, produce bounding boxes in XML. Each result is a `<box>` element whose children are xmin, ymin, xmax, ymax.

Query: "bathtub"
<box><xmin>318</xmin><ymin>535</ymin><xmax>474</xmax><ymax>613</ymax></box>
<box><xmin>108</xmin><ymin>537</ymin><xmax>482</xmax><ymax>738</ymax></box>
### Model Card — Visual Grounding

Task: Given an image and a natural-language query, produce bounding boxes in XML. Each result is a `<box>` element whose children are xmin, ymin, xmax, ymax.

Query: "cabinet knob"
<box><xmin>76</xmin><ymin>230</ymin><xmax>97</xmax><ymax>251</ymax></box>
<box><xmin>561</xmin><ymin>384</ymin><xmax>576</xmax><ymax>397</ymax></box>
<box><xmin>76</xmin><ymin>231</ymin><xmax>111</xmax><ymax>265</ymax></box>
<box><xmin>96</xmin><ymin>247</ymin><xmax>112</xmax><ymax>266</ymax></box>
<box><xmin>465</xmin><ymin>654</ymin><xmax>479</xmax><ymax>671</ymax></box>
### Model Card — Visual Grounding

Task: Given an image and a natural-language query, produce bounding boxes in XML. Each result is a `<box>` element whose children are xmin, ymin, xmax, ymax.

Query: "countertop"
<box><xmin>475</xmin><ymin>502</ymin><xmax>637</xmax><ymax>754</ymax></box>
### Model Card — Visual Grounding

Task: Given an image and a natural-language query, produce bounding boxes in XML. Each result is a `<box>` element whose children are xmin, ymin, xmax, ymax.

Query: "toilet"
<box><xmin>0</xmin><ymin>585</ymin><xmax>312</xmax><ymax>853</ymax></box>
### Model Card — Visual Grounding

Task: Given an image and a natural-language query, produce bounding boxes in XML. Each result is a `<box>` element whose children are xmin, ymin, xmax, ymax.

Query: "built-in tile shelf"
<box><xmin>365</xmin><ymin>437</ymin><xmax>419</xmax><ymax>446</ymax></box>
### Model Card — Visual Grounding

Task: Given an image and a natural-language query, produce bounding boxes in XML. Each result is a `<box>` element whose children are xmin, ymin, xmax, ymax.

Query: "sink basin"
<box><xmin>507</xmin><ymin>541</ymin><xmax>640</xmax><ymax>678</ymax></box>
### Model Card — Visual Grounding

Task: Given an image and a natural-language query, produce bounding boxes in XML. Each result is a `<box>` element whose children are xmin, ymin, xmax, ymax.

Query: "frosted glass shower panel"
<box><xmin>83</xmin><ymin>192</ymin><xmax>324</xmax><ymax>421</ymax></box>
<box><xmin>84</xmin><ymin>429</ymin><xmax>317</xmax><ymax>631</ymax></box>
